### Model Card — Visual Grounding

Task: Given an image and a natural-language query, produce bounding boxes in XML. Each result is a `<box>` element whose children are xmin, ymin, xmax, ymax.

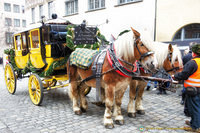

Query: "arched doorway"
<box><xmin>169</xmin><ymin>23</ymin><xmax>200</xmax><ymax>55</ymax></box>
<box><xmin>173</xmin><ymin>23</ymin><xmax>200</xmax><ymax>41</ymax></box>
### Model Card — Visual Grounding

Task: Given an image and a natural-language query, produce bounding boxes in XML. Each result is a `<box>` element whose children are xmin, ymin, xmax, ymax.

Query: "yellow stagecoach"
<box><xmin>4</xmin><ymin>20</ymin><xmax>107</xmax><ymax>106</ymax></box>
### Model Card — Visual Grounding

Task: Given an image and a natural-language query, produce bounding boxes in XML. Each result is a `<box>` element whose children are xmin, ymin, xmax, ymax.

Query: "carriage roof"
<box><xmin>14</xmin><ymin>21</ymin><xmax>71</xmax><ymax>35</ymax></box>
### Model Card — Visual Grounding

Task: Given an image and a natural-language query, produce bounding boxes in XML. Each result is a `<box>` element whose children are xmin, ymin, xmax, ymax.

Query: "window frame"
<box><xmin>22</xmin><ymin>20</ymin><xmax>26</xmax><ymax>28</ymax></box>
<box><xmin>22</xmin><ymin>5</ymin><xmax>25</xmax><ymax>13</ymax></box>
<box><xmin>4</xmin><ymin>3</ymin><xmax>11</xmax><ymax>12</ymax></box>
<box><xmin>39</xmin><ymin>5</ymin><xmax>44</xmax><ymax>20</ymax></box>
<box><xmin>13</xmin><ymin>4</ymin><xmax>20</xmax><ymax>13</ymax></box>
<box><xmin>31</xmin><ymin>8</ymin><xmax>35</xmax><ymax>23</ymax></box>
<box><xmin>5</xmin><ymin>32</ymin><xmax>13</xmax><ymax>44</ymax></box>
<box><xmin>65</xmin><ymin>0</ymin><xmax>78</xmax><ymax>16</ymax></box>
<box><xmin>48</xmin><ymin>1</ymin><xmax>54</xmax><ymax>19</ymax></box>
<box><xmin>30</xmin><ymin>29</ymin><xmax>41</xmax><ymax>49</ymax></box>
<box><xmin>118</xmin><ymin>0</ymin><xmax>142</xmax><ymax>6</ymax></box>
<box><xmin>5</xmin><ymin>18</ymin><xmax>12</xmax><ymax>26</ymax></box>
<box><xmin>14</xmin><ymin>34</ymin><xmax>22</xmax><ymax>51</ymax></box>
<box><xmin>88</xmin><ymin>0</ymin><xmax>105</xmax><ymax>11</ymax></box>
<box><xmin>14</xmin><ymin>19</ymin><xmax>20</xmax><ymax>27</ymax></box>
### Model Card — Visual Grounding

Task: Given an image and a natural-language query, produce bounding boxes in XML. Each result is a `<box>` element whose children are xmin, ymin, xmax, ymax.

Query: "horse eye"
<box><xmin>140</xmin><ymin>43</ymin><xmax>144</xmax><ymax>46</ymax></box>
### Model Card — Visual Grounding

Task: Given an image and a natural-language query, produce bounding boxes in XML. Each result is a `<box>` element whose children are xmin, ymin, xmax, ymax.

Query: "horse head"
<box><xmin>163</xmin><ymin>44</ymin><xmax>183</xmax><ymax>75</ymax></box>
<box><xmin>131</xmin><ymin>27</ymin><xmax>157</xmax><ymax>72</ymax></box>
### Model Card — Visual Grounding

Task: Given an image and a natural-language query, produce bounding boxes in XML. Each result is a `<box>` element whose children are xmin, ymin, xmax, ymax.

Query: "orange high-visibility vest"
<box><xmin>184</xmin><ymin>58</ymin><xmax>200</xmax><ymax>88</ymax></box>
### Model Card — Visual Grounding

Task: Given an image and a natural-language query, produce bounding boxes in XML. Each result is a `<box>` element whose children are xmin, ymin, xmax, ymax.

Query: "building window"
<box><xmin>4</xmin><ymin>3</ymin><xmax>11</xmax><ymax>12</ymax></box>
<box><xmin>39</xmin><ymin>5</ymin><xmax>44</xmax><ymax>20</ymax></box>
<box><xmin>5</xmin><ymin>32</ymin><xmax>13</xmax><ymax>44</ymax></box>
<box><xmin>48</xmin><ymin>1</ymin><xmax>54</xmax><ymax>19</ymax></box>
<box><xmin>22</xmin><ymin>6</ymin><xmax>25</xmax><ymax>13</ymax></box>
<box><xmin>5</xmin><ymin>18</ymin><xmax>12</xmax><ymax>26</ymax></box>
<box><xmin>118</xmin><ymin>0</ymin><xmax>142</xmax><ymax>5</ymax></box>
<box><xmin>14</xmin><ymin>19</ymin><xmax>20</xmax><ymax>27</ymax></box>
<box><xmin>173</xmin><ymin>24</ymin><xmax>200</xmax><ymax>41</ymax></box>
<box><xmin>13</xmin><ymin>4</ymin><xmax>20</xmax><ymax>13</ymax></box>
<box><xmin>22</xmin><ymin>20</ymin><xmax>26</xmax><ymax>27</ymax></box>
<box><xmin>88</xmin><ymin>0</ymin><xmax>105</xmax><ymax>11</ymax></box>
<box><xmin>32</xmin><ymin>8</ymin><xmax>35</xmax><ymax>23</ymax></box>
<box><xmin>65</xmin><ymin>0</ymin><xmax>78</xmax><ymax>16</ymax></box>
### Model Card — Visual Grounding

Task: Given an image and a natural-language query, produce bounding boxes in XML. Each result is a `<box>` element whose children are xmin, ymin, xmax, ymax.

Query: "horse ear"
<box><xmin>131</xmin><ymin>27</ymin><xmax>140</xmax><ymax>38</ymax></box>
<box><xmin>168</xmin><ymin>43</ymin><xmax>173</xmax><ymax>52</ymax></box>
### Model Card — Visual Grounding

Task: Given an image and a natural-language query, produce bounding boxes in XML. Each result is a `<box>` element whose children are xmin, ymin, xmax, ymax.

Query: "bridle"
<box><xmin>134</xmin><ymin>37</ymin><xmax>154</xmax><ymax>62</ymax></box>
<box><xmin>107</xmin><ymin>36</ymin><xmax>154</xmax><ymax>77</ymax></box>
<box><xmin>165</xmin><ymin>52</ymin><xmax>180</xmax><ymax>73</ymax></box>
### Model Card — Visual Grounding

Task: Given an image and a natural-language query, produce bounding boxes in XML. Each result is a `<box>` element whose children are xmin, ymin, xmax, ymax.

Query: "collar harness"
<box><xmin>107</xmin><ymin>39</ymin><xmax>154</xmax><ymax>77</ymax></box>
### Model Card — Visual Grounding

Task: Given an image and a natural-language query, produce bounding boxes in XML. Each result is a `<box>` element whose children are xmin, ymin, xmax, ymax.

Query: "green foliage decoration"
<box><xmin>4</xmin><ymin>49</ymin><xmax>20</xmax><ymax>72</ymax></box>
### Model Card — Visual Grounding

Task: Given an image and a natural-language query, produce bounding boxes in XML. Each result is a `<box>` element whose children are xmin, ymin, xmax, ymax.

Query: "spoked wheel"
<box><xmin>4</xmin><ymin>63</ymin><xmax>16</xmax><ymax>94</ymax></box>
<box><xmin>28</xmin><ymin>74</ymin><xmax>43</xmax><ymax>106</ymax></box>
<box><xmin>84</xmin><ymin>87</ymin><xmax>91</xmax><ymax>96</ymax></box>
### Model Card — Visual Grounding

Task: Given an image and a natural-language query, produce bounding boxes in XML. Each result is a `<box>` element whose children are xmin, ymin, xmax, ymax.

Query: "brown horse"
<box><xmin>67</xmin><ymin>28</ymin><xmax>157</xmax><ymax>128</ymax></box>
<box><xmin>127</xmin><ymin>42</ymin><xmax>183</xmax><ymax>117</ymax></box>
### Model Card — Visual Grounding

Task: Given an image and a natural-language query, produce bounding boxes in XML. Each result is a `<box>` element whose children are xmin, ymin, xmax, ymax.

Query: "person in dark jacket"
<box><xmin>181</xmin><ymin>42</ymin><xmax>196</xmax><ymax>117</ymax></box>
<box><xmin>172</xmin><ymin>43</ymin><xmax>200</xmax><ymax>132</ymax></box>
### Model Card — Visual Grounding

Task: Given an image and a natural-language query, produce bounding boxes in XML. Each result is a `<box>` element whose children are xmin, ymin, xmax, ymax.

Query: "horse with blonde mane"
<box><xmin>67</xmin><ymin>28</ymin><xmax>157</xmax><ymax>128</ymax></box>
<box><xmin>127</xmin><ymin>42</ymin><xmax>183</xmax><ymax>117</ymax></box>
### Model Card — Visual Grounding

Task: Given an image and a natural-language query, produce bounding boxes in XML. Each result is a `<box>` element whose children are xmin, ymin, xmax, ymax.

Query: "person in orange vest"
<box><xmin>172</xmin><ymin>43</ymin><xmax>200</xmax><ymax>132</ymax></box>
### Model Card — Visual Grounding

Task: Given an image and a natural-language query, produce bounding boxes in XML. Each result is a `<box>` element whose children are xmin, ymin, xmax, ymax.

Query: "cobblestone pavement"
<box><xmin>0</xmin><ymin>65</ymin><xmax>190</xmax><ymax>133</ymax></box>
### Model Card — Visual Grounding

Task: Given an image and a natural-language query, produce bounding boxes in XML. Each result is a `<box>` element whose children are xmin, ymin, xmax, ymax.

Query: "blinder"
<box><xmin>134</xmin><ymin>37</ymin><xmax>154</xmax><ymax>61</ymax></box>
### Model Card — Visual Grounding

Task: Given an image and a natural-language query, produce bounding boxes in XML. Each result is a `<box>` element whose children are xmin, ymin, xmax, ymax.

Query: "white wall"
<box><xmin>26</xmin><ymin>0</ymin><xmax>156</xmax><ymax>41</ymax></box>
<box><xmin>156</xmin><ymin>0</ymin><xmax>200</xmax><ymax>42</ymax></box>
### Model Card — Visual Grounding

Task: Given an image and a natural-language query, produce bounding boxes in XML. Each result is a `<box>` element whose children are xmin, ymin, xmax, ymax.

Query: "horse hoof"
<box><xmin>74</xmin><ymin>110</ymin><xmax>82</xmax><ymax>115</ymax></box>
<box><xmin>137</xmin><ymin>110</ymin><xmax>145</xmax><ymax>115</ymax></box>
<box><xmin>105</xmin><ymin>123</ymin><xmax>114</xmax><ymax>129</ymax></box>
<box><xmin>81</xmin><ymin>107</ymin><xmax>87</xmax><ymax>113</ymax></box>
<box><xmin>128</xmin><ymin>113</ymin><xmax>136</xmax><ymax>118</ymax></box>
<box><xmin>115</xmin><ymin>120</ymin><xmax>124</xmax><ymax>125</ymax></box>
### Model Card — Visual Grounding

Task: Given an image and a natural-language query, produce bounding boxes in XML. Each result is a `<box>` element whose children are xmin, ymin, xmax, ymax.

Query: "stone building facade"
<box><xmin>0</xmin><ymin>0</ymin><xmax>26</xmax><ymax>54</ymax></box>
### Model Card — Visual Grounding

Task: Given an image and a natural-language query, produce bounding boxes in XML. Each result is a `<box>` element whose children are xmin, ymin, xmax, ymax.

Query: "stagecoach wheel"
<box><xmin>28</xmin><ymin>74</ymin><xmax>44</xmax><ymax>106</ymax></box>
<box><xmin>4</xmin><ymin>63</ymin><xmax>16</xmax><ymax>94</ymax></box>
<box><xmin>84</xmin><ymin>87</ymin><xmax>91</xmax><ymax>96</ymax></box>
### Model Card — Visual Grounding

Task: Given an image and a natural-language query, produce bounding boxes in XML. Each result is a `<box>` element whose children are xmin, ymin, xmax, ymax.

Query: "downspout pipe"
<box><xmin>154</xmin><ymin>0</ymin><xmax>157</xmax><ymax>41</ymax></box>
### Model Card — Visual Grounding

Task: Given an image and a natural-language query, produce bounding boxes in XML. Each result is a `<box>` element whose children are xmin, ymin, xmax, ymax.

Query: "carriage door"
<box><xmin>14</xmin><ymin>34</ymin><xmax>29</xmax><ymax>69</ymax></box>
<box><xmin>29</xmin><ymin>29</ymin><xmax>46</xmax><ymax>69</ymax></box>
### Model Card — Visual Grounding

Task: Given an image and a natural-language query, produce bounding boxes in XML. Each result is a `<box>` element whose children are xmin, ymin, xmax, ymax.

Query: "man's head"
<box><xmin>191</xmin><ymin>43</ymin><xmax>200</xmax><ymax>57</ymax></box>
<box><xmin>189</xmin><ymin>42</ymin><xmax>197</xmax><ymax>51</ymax></box>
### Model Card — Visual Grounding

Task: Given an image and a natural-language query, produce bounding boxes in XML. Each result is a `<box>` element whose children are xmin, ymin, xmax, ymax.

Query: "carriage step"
<box><xmin>46</xmin><ymin>83</ymin><xmax>69</xmax><ymax>90</ymax></box>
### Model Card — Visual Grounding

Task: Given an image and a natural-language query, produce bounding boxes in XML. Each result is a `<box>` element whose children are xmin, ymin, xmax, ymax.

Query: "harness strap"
<box><xmin>108</xmin><ymin>43</ymin><xmax>139</xmax><ymax>77</ymax></box>
<box><xmin>91</xmin><ymin>50</ymin><xmax>107</xmax><ymax>101</ymax></box>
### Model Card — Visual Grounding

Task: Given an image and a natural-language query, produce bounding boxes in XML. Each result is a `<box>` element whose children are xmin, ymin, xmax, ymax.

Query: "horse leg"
<box><xmin>113</xmin><ymin>88</ymin><xmax>127</xmax><ymax>125</ymax></box>
<box><xmin>68</xmin><ymin>66</ymin><xmax>82</xmax><ymax>115</ymax></box>
<box><xmin>79</xmin><ymin>84</ymin><xmax>88</xmax><ymax>112</ymax></box>
<box><xmin>127</xmin><ymin>80</ymin><xmax>137</xmax><ymax>118</ymax></box>
<box><xmin>104</xmin><ymin>85</ymin><xmax>115</xmax><ymax>129</ymax></box>
<box><xmin>135</xmin><ymin>81</ymin><xmax>146</xmax><ymax>115</ymax></box>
